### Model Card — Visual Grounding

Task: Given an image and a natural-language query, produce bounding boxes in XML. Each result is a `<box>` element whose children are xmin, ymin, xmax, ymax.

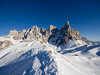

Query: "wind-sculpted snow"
<box><xmin>0</xmin><ymin>20</ymin><xmax>99</xmax><ymax>75</ymax></box>
<box><xmin>57</xmin><ymin>44</ymin><xmax>100</xmax><ymax>75</ymax></box>
<box><xmin>0</xmin><ymin>37</ymin><xmax>100</xmax><ymax>75</ymax></box>
<box><xmin>0</xmin><ymin>39</ymin><xmax>59</xmax><ymax>75</ymax></box>
<box><xmin>0</xmin><ymin>49</ymin><xmax>58</xmax><ymax>75</ymax></box>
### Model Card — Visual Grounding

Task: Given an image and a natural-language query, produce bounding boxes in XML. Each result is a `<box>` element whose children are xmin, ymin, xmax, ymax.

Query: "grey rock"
<box><xmin>41</xmin><ymin>35</ymin><xmax>47</xmax><ymax>44</ymax></box>
<box><xmin>24</xmin><ymin>25</ymin><xmax>42</xmax><ymax>41</ymax></box>
<box><xmin>7</xmin><ymin>21</ymin><xmax>94</xmax><ymax>46</ymax></box>
<box><xmin>48</xmin><ymin>25</ymin><xmax>58</xmax><ymax>35</ymax></box>
<box><xmin>9</xmin><ymin>29</ymin><xmax>26</xmax><ymax>40</ymax></box>
<box><xmin>18</xmin><ymin>29</ymin><xmax>26</xmax><ymax>39</ymax></box>
<box><xmin>40</xmin><ymin>28</ymin><xmax>49</xmax><ymax>41</ymax></box>
<box><xmin>0</xmin><ymin>41</ymin><xmax>3</xmax><ymax>49</ymax></box>
<box><xmin>50</xmin><ymin>21</ymin><xmax>84</xmax><ymax>45</ymax></box>
<box><xmin>13</xmin><ymin>36</ymin><xmax>19</xmax><ymax>40</ymax></box>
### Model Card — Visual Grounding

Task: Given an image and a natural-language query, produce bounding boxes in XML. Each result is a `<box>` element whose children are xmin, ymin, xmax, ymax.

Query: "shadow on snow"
<box><xmin>58</xmin><ymin>45</ymin><xmax>100</xmax><ymax>56</ymax></box>
<box><xmin>0</xmin><ymin>49</ymin><xmax>58</xmax><ymax>75</ymax></box>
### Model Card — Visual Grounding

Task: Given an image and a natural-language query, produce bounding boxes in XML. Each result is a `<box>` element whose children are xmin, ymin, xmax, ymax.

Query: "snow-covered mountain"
<box><xmin>0</xmin><ymin>21</ymin><xmax>100</xmax><ymax>75</ymax></box>
<box><xmin>7</xmin><ymin>21</ymin><xmax>96</xmax><ymax>46</ymax></box>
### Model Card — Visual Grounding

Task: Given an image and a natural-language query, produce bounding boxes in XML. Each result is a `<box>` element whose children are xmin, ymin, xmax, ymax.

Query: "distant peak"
<box><xmin>67</xmin><ymin>20</ymin><xmax>69</xmax><ymax>25</ymax></box>
<box><xmin>22</xmin><ymin>29</ymin><xmax>26</xmax><ymax>32</ymax></box>
<box><xmin>49</xmin><ymin>25</ymin><xmax>57</xmax><ymax>31</ymax></box>
<box><xmin>32</xmin><ymin>25</ymin><xmax>38</xmax><ymax>28</ymax></box>
<box><xmin>14</xmin><ymin>29</ymin><xmax>18</xmax><ymax>32</ymax></box>
<box><xmin>31</xmin><ymin>25</ymin><xmax>39</xmax><ymax>30</ymax></box>
<box><xmin>64</xmin><ymin>20</ymin><xmax>71</xmax><ymax>29</ymax></box>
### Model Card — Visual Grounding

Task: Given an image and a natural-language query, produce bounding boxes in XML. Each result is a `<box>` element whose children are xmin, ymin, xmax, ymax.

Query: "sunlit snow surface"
<box><xmin>0</xmin><ymin>37</ymin><xmax>100</xmax><ymax>75</ymax></box>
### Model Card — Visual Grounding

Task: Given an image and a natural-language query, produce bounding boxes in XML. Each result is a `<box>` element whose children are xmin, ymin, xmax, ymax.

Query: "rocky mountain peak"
<box><xmin>48</xmin><ymin>20</ymin><xmax>85</xmax><ymax>46</ymax></box>
<box><xmin>22</xmin><ymin>29</ymin><xmax>26</xmax><ymax>33</ymax></box>
<box><xmin>9</xmin><ymin>29</ymin><xmax>18</xmax><ymax>36</ymax></box>
<box><xmin>32</xmin><ymin>25</ymin><xmax>38</xmax><ymax>30</ymax></box>
<box><xmin>8</xmin><ymin>21</ymin><xmax>95</xmax><ymax>46</ymax></box>
<box><xmin>49</xmin><ymin>25</ymin><xmax>57</xmax><ymax>31</ymax></box>
<box><xmin>64</xmin><ymin>20</ymin><xmax>71</xmax><ymax>30</ymax></box>
<box><xmin>48</xmin><ymin>25</ymin><xmax>58</xmax><ymax>35</ymax></box>
<box><xmin>67</xmin><ymin>20</ymin><xmax>69</xmax><ymax>25</ymax></box>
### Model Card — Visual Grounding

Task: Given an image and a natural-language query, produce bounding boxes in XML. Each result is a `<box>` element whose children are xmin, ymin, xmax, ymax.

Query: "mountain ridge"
<box><xmin>8</xmin><ymin>21</ymin><xmax>96</xmax><ymax>46</ymax></box>
<box><xmin>0</xmin><ymin>21</ymin><xmax>100</xmax><ymax>75</ymax></box>
<box><xmin>0</xmin><ymin>21</ymin><xmax>97</xmax><ymax>50</ymax></box>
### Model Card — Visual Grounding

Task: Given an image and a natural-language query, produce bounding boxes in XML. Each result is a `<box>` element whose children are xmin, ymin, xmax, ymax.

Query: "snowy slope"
<box><xmin>0</xmin><ymin>37</ymin><xmax>58</xmax><ymax>75</ymax></box>
<box><xmin>0</xmin><ymin>36</ymin><xmax>100</xmax><ymax>75</ymax></box>
<box><xmin>57</xmin><ymin>44</ymin><xmax>100</xmax><ymax>75</ymax></box>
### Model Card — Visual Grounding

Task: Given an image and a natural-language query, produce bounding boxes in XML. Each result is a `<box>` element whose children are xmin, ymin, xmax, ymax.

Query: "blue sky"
<box><xmin>0</xmin><ymin>0</ymin><xmax>100</xmax><ymax>41</ymax></box>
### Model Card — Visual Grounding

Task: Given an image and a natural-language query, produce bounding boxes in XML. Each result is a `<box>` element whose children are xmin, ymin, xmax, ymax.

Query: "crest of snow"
<box><xmin>0</xmin><ymin>38</ymin><xmax>100</xmax><ymax>75</ymax></box>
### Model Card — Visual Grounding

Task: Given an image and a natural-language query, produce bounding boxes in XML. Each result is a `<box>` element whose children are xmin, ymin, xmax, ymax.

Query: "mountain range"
<box><xmin>1</xmin><ymin>20</ymin><xmax>96</xmax><ymax>49</ymax></box>
<box><xmin>0</xmin><ymin>21</ymin><xmax>100</xmax><ymax>75</ymax></box>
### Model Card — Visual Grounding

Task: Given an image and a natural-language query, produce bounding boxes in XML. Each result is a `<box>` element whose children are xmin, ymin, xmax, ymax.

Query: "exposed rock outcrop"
<box><xmin>41</xmin><ymin>35</ymin><xmax>47</xmax><ymax>44</ymax></box>
<box><xmin>8</xmin><ymin>20</ymin><xmax>95</xmax><ymax>46</ymax></box>
<box><xmin>0</xmin><ymin>41</ymin><xmax>3</xmax><ymax>49</ymax></box>
<box><xmin>9</xmin><ymin>30</ymin><xmax>18</xmax><ymax>36</ymax></box>
<box><xmin>48</xmin><ymin>25</ymin><xmax>58</xmax><ymax>35</ymax></box>
<box><xmin>24</xmin><ymin>25</ymin><xmax>42</xmax><ymax>41</ymax></box>
<box><xmin>49</xmin><ymin>25</ymin><xmax>57</xmax><ymax>31</ymax></box>
<box><xmin>40</xmin><ymin>28</ymin><xmax>49</xmax><ymax>41</ymax></box>
<box><xmin>0</xmin><ymin>40</ymin><xmax>13</xmax><ymax>49</ymax></box>
<box><xmin>9</xmin><ymin>29</ymin><xmax>26</xmax><ymax>40</ymax></box>
<box><xmin>18</xmin><ymin>29</ymin><xmax>26</xmax><ymax>39</ymax></box>
<box><xmin>49</xmin><ymin>21</ymin><xmax>85</xmax><ymax>46</ymax></box>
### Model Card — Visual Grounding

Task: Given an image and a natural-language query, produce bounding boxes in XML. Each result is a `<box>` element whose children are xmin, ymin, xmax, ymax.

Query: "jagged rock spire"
<box><xmin>7</xmin><ymin>21</ymin><xmax>93</xmax><ymax>46</ymax></box>
<box><xmin>49</xmin><ymin>25</ymin><xmax>58</xmax><ymax>35</ymax></box>
<box><xmin>9</xmin><ymin>29</ymin><xmax>18</xmax><ymax>36</ymax></box>
<box><xmin>64</xmin><ymin>20</ymin><xmax>71</xmax><ymax>29</ymax></box>
<box><xmin>67</xmin><ymin>20</ymin><xmax>69</xmax><ymax>25</ymax></box>
<box><xmin>49</xmin><ymin>25</ymin><xmax>57</xmax><ymax>31</ymax></box>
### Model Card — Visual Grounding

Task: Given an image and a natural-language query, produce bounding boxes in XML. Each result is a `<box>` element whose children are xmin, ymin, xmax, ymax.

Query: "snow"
<box><xmin>57</xmin><ymin>44</ymin><xmax>100</xmax><ymax>75</ymax></box>
<box><xmin>0</xmin><ymin>36</ymin><xmax>100</xmax><ymax>75</ymax></box>
<box><xmin>0</xmin><ymin>37</ymin><xmax>58</xmax><ymax>75</ymax></box>
<box><xmin>0</xmin><ymin>36</ymin><xmax>22</xmax><ymax>44</ymax></box>
<box><xmin>59</xmin><ymin>40</ymin><xmax>78</xmax><ymax>49</ymax></box>
<box><xmin>75</xmin><ymin>40</ymin><xmax>86</xmax><ymax>45</ymax></box>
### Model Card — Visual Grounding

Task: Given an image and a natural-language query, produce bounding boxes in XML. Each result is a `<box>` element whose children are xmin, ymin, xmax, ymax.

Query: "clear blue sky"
<box><xmin>0</xmin><ymin>0</ymin><xmax>100</xmax><ymax>41</ymax></box>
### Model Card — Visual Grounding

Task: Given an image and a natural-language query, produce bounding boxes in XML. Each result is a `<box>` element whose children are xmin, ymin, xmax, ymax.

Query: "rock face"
<box><xmin>9</xmin><ymin>29</ymin><xmax>26</xmax><ymax>40</ymax></box>
<box><xmin>0</xmin><ymin>41</ymin><xmax>3</xmax><ymax>49</ymax></box>
<box><xmin>8</xmin><ymin>26</ymin><xmax>49</xmax><ymax>43</ymax></box>
<box><xmin>8</xmin><ymin>20</ymin><xmax>95</xmax><ymax>45</ymax></box>
<box><xmin>48</xmin><ymin>25</ymin><xmax>58</xmax><ymax>35</ymax></box>
<box><xmin>0</xmin><ymin>40</ymin><xmax>13</xmax><ymax>49</ymax></box>
<box><xmin>40</xmin><ymin>28</ymin><xmax>49</xmax><ymax>41</ymax></box>
<box><xmin>18</xmin><ymin>29</ymin><xmax>26</xmax><ymax>39</ymax></box>
<box><xmin>49</xmin><ymin>21</ymin><xmax>86</xmax><ymax>46</ymax></box>
<box><xmin>41</xmin><ymin>35</ymin><xmax>47</xmax><ymax>44</ymax></box>
<box><xmin>0</xmin><ymin>20</ymin><xmax>96</xmax><ymax>50</ymax></box>
<box><xmin>23</xmin><ymin>25</ymin><xmax>55</xmax><ymax>43</ymax></box>
<box><xmin>9</xmin><ymin>30</ymin><xmax>18</xmax><ymax>36</ymax></box>
<box><xmin>24</xmin><ymin>25</ymin><xmax>42</xmax><ymax>41</ymax></box>
<box><xmin>56</xmin><ymin>21</ymin><xmax>83</xmax><ymax>45</ymax></box>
